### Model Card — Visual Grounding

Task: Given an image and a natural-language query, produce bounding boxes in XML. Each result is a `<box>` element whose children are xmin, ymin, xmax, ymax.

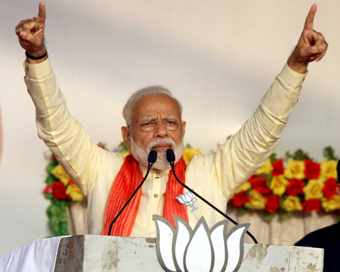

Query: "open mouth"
<box><xmin>152</xmin><ymin>144</ymin><xmax>172</xmax><ymax>152</ymax></box>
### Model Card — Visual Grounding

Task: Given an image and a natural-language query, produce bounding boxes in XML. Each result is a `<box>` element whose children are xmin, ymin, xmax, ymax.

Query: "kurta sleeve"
<box><xmin>24</xmin><ymin>58</ymin><xmax>122</xmax><ymax>196</ymax></box>
<box><xmin>194</xmin><ymin>63</ymin><xmax>308</xmax><ymax>199</ymax></box>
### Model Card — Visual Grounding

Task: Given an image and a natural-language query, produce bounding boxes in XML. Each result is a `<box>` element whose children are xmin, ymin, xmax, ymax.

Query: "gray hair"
<box><xmin>122</xmin><ymin>85</ymin><xmax>183</xmax><ymax>125</ymax></box>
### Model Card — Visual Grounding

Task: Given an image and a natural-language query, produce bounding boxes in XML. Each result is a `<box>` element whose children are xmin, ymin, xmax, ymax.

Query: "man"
<box><xmin>15</xmin><ymin>2</ymin><xmax>327</xmax><ymax>238</ymax></box>
<box><xmin>294</xmin><ymin>161</ymin><xmax>340</xmax><ymax>272</ymax></box>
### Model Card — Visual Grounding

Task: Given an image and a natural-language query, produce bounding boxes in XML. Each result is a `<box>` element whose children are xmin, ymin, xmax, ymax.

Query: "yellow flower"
<box><xmin>244</xmin><ymin>190</ymin><xmax>266</xmax><ymax>209</ymax></box>
<box><xmin>236</xmin><ymin>181</ymin><xmax>251</xmax><ymax>194</ymax></box>
<box><xmin>320</xmin><ymin>160</ymin><xmax>338</xmax><ymax>179</ymax></box>
<box><xmin>121</xmin><ymin>151</ymin><xmax>131</xmax><ymax>158</ymax></box>
<box><xmin>182</xmin><ymin>148</ymin><xmax>201</xmax><ymax>162</ymax></box>
<box><xmin>284</xmin><ymin>160</ymin><xmax>305</xmax><ymax>179</ymax></box>
<box><xmin>281</xmin><ymin>196</ymin><xmax>303</xmax><ymax>211</ymax></box>
<box><xmin>66</xmin><ymin>184</ymin><xmax>84</xmax><ymax>202</ymax></box>
<box><xmin>254</xmin><ymin>159</ymin><xmax>273</xmax><ymax>175</ymax></box>
<box><xmin>321</xmin><ymin>195</ymin><xmax>340</xmax><ymax>212</ymax></box>
<box><xmin>269</xmin><ymin>175</ymin><xmax>289</xmax><ymax>196</ymax></box>
<box><xmin>51</xmin><ymin>165</ymin><xmax>70</xmax><ymax>186</ymax></box>
<box><xmin>303</xmin><ymin>178</ymin><xmax>325</xmax><ymax>200</ymax></box>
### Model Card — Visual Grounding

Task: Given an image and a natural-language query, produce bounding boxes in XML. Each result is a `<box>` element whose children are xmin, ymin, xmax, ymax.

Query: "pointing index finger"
<box><xmin>303</xmin><ymin>4</ymin><xmax>317</xmax><ymax>31</ymax></box>
<box><xmin>36</xmin><ymin>1</ymin><xmax>46</xmax><ymax>24</ymax></box>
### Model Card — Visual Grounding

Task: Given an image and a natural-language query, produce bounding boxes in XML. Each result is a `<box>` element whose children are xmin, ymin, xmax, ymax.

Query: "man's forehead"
<box><xmin>131</xmin><ymin>94</ymin><xmax>181</xmax><ymax>118</ymax></box>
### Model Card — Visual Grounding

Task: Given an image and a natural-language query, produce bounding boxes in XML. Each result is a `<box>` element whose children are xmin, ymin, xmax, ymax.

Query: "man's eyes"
<box><xmin>141</xmin><ymin>121</ymin><xmax>154</xmax><ymax>126</ymax></box>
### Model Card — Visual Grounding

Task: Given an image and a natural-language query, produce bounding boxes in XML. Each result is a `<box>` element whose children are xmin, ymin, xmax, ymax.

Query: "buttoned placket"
<box><xmin>149</xmin><ymin>171</ymin><xmax>162</xmax><ymax>236</ymax></box>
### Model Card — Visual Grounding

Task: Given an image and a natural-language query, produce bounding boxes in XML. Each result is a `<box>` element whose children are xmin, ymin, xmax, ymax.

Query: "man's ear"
<box><xmin>121</xmin><ymin>126</ymin><xmax>131</xmax><ymax>150</ymax></box>
<box><xmin>336</xmin><ymin>184</ymin><xmax>340</xmax><ymax>196</ymax></box>
<box><xmin>181</xmin><ymin>121</ymin><xmax>186</xmax><ymax>137</ymax></box>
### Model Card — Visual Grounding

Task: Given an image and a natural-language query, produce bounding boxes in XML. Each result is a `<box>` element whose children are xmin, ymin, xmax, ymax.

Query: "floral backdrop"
<box><xmin>43</xmin><ymin>143</ymin><xmax>339</xmax><ymax>236</ymax></box>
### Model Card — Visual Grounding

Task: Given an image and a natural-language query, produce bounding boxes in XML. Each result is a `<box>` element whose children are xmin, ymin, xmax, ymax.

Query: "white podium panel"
<box><xmin>53</xmin><ymin>235</ymin><xmax>323</xmax><ymax>272</ymax></box>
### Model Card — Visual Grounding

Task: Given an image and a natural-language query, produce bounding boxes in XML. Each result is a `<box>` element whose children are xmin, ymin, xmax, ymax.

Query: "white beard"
<box><xmin>130</xmin><ymin>137</ymin><xmax>184</xmax><ymax>171</ymax></box>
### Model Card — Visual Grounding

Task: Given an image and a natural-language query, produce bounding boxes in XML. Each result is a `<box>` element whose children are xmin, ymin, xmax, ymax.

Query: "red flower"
<box><xmin>231</xmin><ymin>191</ymin><xmax>250</xmax><ymax>207</ymax></box>
<box><xmin>52</xmin><ymin>182</ymin><xmax>71</xmax><ymax>200</ymax></box>
<box><xmin>52</xmin><ymin>155</ymin><xmax>57</xmax><ymax>161</ymax></box>
<box><xmin>301</xmin><ymin>198</ymin><xmax>321</xmax><ymax>212</ymax></box>
<box><xmin>264</xmin><ymin>195</ymin><xmax>280</xmax><ymax>213</ymax></box>
<box><xmin>44</xmin><ymin>185</ymin><xmax>53</xmax><ymax>194</ymax></box>
<box><xmin>271</xmin><ymin>160</ymin><xmax>284</xmax><ymax>176</ymax></box>
<box><xmin>248</xmin><ymin>175</ymin><xmax>271</xmax><ymax>195</ymax></box>
<box><xmin>304</xmin><ymin>159</ymin><xmax>321</xmax><ymax>179</ymax></box>
<box><xmin>69</xmin><ymin>178</ymin><xmax>75</xmax><ymax>185</ymax></box>
<box><xmin>322</xmin><ymin>178</ymin><xmax>338</xmax><ymax>199</ymax></box>
<box><xmin>286</xmin><ymin>178</ymin><xmax>305</xmax><ymax>196</ymax></box>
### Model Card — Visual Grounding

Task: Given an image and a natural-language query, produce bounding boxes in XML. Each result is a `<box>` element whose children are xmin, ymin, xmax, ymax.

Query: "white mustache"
<box><xmin>146</xmin><ymin>138</ymin><xmax>177</xmax><ymax>153</ymax></box>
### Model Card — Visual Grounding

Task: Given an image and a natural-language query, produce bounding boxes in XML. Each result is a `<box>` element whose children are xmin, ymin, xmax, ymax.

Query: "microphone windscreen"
<box><xmin>148</xmin><ymin>150</ymin><xmax>157</xmax><ymax>164</ymax></box>
<box><xmin>166</xmin><ymin>149</ymin><xmax>175</xmax><ymax>162</ymax></box>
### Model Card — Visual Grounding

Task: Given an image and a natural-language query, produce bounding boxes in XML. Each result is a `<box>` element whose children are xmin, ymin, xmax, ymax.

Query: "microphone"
<box><xmin>166</xmin><ymin>148</ymin><xmax>258</xmax><ymax>244</ymax></box>
<box><xmin>108</xmin><ymin>150</ymin><xmax>157</xmax><ymax>236</ymax></box>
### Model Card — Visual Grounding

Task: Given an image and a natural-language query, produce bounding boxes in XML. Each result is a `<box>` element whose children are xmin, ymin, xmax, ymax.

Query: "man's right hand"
<box><xmin>15</xmin><ymin>1</ymin><xmax>47</xmax><ymax>63</ymax></box>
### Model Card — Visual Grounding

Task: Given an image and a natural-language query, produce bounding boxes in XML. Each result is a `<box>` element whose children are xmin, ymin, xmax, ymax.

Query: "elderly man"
<box><xmin>16</xmin><ymin>2</ymin><xmax>327</xmax><ymax>237</ymax></box>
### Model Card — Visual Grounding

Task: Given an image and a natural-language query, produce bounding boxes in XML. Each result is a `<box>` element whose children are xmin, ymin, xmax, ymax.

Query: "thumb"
<box><xmin>36</xmin><ymin>1</ymin><xmax>46</xmax><ymax>24</ymax></box>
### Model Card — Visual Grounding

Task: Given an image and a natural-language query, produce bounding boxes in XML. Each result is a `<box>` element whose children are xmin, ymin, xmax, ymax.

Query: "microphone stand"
<box><xmin>107</xmin><ymin>150</ymin><xmax>157</xmax><ymax>236</ymax></box>
<box><xmin>167</xmin><ymin>149</ymin><xmax>258</xmax><ymax>244</ymax></box>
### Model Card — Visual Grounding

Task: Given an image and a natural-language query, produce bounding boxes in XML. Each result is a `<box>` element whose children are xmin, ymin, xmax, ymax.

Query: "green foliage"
<box><xmin>46</xmin><ymin>161</ymin><xmax>58</xmax><ymax>174</ymax></box>
<box><xmin>285</xmin><ymin>149</ymin><xmax>312</xmax><ymax>161</ymax></box>
<box><xmin>263</xmin><ymin>211</ymin><xmax>277</xmax><ymax>222</ymax></box>
<box><xmin>266</xmin><ymin>173</ymin><xmax>273</xmax><ymax>187</ymax></box>
<box><xmin>269</xmin><ymin>153</ymin><xmax>277</xmax><ymax>163</ymax></box>
<box><xmin>118</xmin><ymin>141</ymin><xmax>129</xmax><ymax>152</ymax></box>
<box><xmin>279</xmin><ymin>211</ymin><xmax>292</xmax><ymax>220</ymax></box>
<box><xmin>45</xmin><ymin>175</ymin><xmax>58</xmax><ymax>185</ymax></box>
<box><xmin>323</xmin><ymin>146</ymin><xmax>339</xmax><ymax>161</ymax></box>
<box><xmin>238</xmin><ymin>206</ymin><xmax>248</xmax><ymax>215</ymax></box>
<box><xmin>46</xmin><ymin>199</ymin><xmax>70</xmax><ymax>236</ymax></box>
<box><xmin>98</xmin><ymin>142</ymin><xmax>107</xmax><ymax>149</ymax></box>
<box><xmin>185</xmin><ymin>143</ymin><xmax>192</xmax><ymax>149</ymax></box>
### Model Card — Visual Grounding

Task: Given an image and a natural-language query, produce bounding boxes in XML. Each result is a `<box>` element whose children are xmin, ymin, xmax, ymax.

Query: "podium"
<box><xmin>54</xmin><ymin>235</ymin><xmax>323</xmax><ymax>271</ymax></box>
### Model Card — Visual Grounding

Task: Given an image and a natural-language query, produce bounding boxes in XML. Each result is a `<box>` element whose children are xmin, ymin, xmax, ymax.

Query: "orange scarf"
<box><xmin>101</xmin><ymin>154</ymin><xmax>188</xmax><ymax>236</ymax></box>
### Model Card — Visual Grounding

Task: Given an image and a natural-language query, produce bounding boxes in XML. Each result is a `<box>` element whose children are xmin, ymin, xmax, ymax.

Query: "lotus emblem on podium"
<box><xmin>153</xmin><ymin>215</ymin><xmax>249</xmax><ymax>272</ymax></box>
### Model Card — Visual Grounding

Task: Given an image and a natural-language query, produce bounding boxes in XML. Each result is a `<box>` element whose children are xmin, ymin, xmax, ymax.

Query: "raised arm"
<box><xmin>287</xmin><ymin>4</ymin><xmax>328</xmax><ymax>73</ymax></box>
<box><xmin>200</xmin><ymin>5</ymin><xmax>327</xmax><ymax>198</ymax></box>
<box><xmin>15</xmin><ymin>2</ymin><xmax>122</xmax><ymax>196</ymax></box>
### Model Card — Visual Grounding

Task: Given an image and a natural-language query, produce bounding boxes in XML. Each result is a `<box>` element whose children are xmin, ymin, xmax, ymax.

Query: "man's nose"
<box><xmin>153</xmin><ymin>121</ymin><xmax>168</xmax><ymax>137</ymax></box>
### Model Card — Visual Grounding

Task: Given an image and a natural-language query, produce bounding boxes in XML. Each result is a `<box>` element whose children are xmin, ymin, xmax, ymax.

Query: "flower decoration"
<box><xmin>182</xmin><ymin>147</ymin><xmax>201</xmax><ymax>163</ymax></box>
<box><xmin>303</xmin><ymin>178</ymin><xmax>324</xmax><ymax>200</ymax></box>
<box><xmin>244</xmin><ymin>190</ymin><xmax>266</xmax><ymax>209</ymax></box>
<box><xmin>301</xmin><ymin>199</ymin><xmax>321</xmax><ymax>212</ymax></box>
<box><xmin>43</xmin><ymin>149</ymin><xmax>85</xmax><ymax>236</ymax></box>
<box><xmin>321</xmin><ymin>195</ymin><xmax>340</xmax><ymax>212</ymax></box>
<box><xmin>271</xmin><ymin>159</ymin><xmax>284</xmax><ymax>176</ymax></box>
<box><xmin>254</xmin><ymin>159</ymin><xmax>273</xmax><ymax>175</ymax></box>
<box><xmin>153</xmin><ymin>215</ymin><xmax>249</xmax><ymax>272</ymax></box>
<box><xmin>285</xmin><ymin>178</ymin><xmax>305</xmax><ymax>196</ymax></box>
<box><xmin>229</xmin><ymin>147</ymin><xmax>340</xmax><ymax>221</ymax></box>
<box><xmin>281</xmin><ymin>196</ymin><xmax>303</xmax><ymax>212</ymax></box>
<box><xmin>304</xmin><ymin>159</ymin><xmax>321</xmax><ymax>179</ymax></box>
<box><xmin>323</xmin><ymin>178</ymin><xmax>338</xmax><ymax>199</ymax></box>
<box><xmin>51</xmin><ymin>164</ymin><xmax>70</xmax><ymax>186</ymax></box>
<box><xmin>248</xmin><ymin>175</ymin><xmax>271</xmax><ymax>195</ymax></box>
<box><xmin>284</xmin><ymin>160</ymin><xmax>305</xmax><ymax>180</ymax></box>
<box><xmin>320</xmin><ymin>160</ymin><xmax>338</xmax><ymax>179</ymax></box>
<box><xmin>264</xmin><ymin>195</ymin><xmax>280</xmax><ymax>213</ymax></box>
<box><xmin>231</xmin><ymin>191</ymin><xmax>250</xmax><ymax>207</ymax></box>
<box><xmin>269</xmin><ymin>175</ymin><xmax>289</xmax><ymax>196</ymax></box>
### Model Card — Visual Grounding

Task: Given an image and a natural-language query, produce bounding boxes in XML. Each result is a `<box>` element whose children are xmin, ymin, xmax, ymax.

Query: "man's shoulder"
<box><xmin>295</xmin><ymin>222</ymin><xmax>340</xmax><ymax>248</ymax></box>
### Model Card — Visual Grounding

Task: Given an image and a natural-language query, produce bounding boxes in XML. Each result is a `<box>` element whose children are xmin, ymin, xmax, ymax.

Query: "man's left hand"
<box><xmin>288</xmin><ymin>4</ymin><xmax>328</xmax><ymax>73</ymax></box>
